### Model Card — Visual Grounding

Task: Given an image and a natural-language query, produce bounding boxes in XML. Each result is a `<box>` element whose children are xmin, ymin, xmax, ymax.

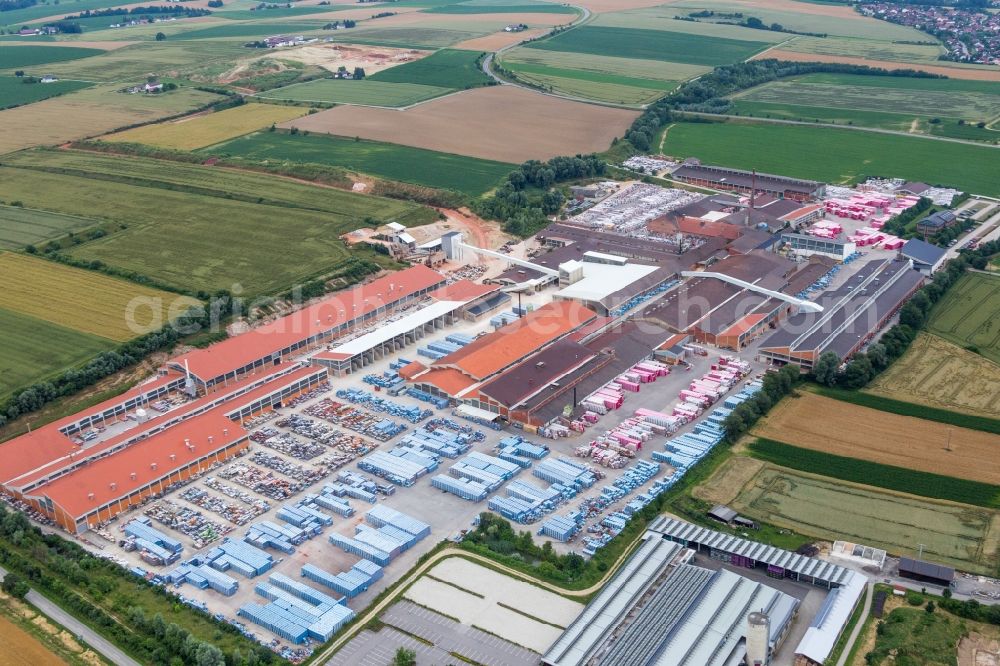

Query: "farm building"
<box><xmin>0</xmin><ymin>364</ymin><xmax>328</xmax><ymax>533</ymax></box>
<box><xmin>898</xmin><ymin>558</ymin><xmax>954</xmax><ymax>588</ymax></box>
<box><xmin>758</xmin><ymin>258</ymin><xmax>923</xmax><ymax>369</ymax></box>
<box><xmin>897</xmin><ymin>181</ymin><xmax>931</xmax><ymax>196</ymax></box>
<box><xmin>168</xmin><ymin>265</ymin><xmax>447</xmax><ymax>390</ymax></box>
<box><xmin>900</xmin><ymin>238</ymin><xmax>947</xmax><ymax>275</ymax></box>
<box><xmin>781</xmin><ymin>232</ymin><xmax>857</xmax><ymax>261</ymax></box>
<box><xmin>916</xmin><ymin>210</ymin><xmax>957</xmax><ymax>236</ymax></box>
<box><xmin>542</xmin><ymin>533</ymin><xmax>802</xmax><ymax>666</ymax></box>
<box><xmin>647</xmin><ymin>517</ymin><xmax>867</xmax><ymax>666</ymax></box>
<box><xmin>671</xmin><ymin>164</ymin><xmax>825</xmax><ymax>202</ymax></box>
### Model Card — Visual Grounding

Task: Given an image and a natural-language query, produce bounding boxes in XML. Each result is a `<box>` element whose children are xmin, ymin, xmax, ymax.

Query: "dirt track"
<box><xmin>281</xmin><ymin>85</ymin><xmax>638</xmax><ymax>163</ymax></box>
<box><xmin>753</xmin><ymin>393</ymin><xmax>1000</xmax><ymax>485</ymax></box>
<box><xmin>755</xmin><ymin>50</ymin><xmax>1000</xmax><ymax>82</ymax></box>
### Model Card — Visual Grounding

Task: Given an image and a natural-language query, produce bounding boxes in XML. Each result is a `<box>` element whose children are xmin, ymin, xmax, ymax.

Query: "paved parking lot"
<box><xmin>327</xmin><ymin>626</ymin><xmax>452</xmax><ymax>666</ymax></box>
<box><xmin>381</xmin><ymin>601</ymin><xmax>539</xmax><ymax>666</ymax></box>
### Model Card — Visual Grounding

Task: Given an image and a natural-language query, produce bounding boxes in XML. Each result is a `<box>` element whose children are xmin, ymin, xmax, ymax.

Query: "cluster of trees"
<box><xmin>0</xmin><ymin>0</ymin><xmax>36</xmax><ymax>11</ymax></box>
<box><xmin>473</xmin><ymin>155</ymin><xmax>605</xmax><ymax>236</ymax></box>
<box><xmin>280</xmin><ymin>257</ymin><xmax>381</xmax><ymax>301</ymax></box>
<box><xmin>207</xmin><ymin>0</ymin><xmax>223</xmax><ymax>7</ymax></box>
<box><xmin>43</xmin><ymin>20</ymin><xmax>82</xmax><ymax>32</ymax></box>
<box><xmin>0</xmin><ymin>506</ymin><xmax>279</xmax><ymax>666</ymax></box>
<box><xmin>64</xmin><ymin>5</ymin><xmax>212</xmax><ymax>18</ymax></box>
<box><xmin>0</xmin><ymin>288</ymin><xmax>237</xmax><ymax>428</ymax></box>
<box><xmin>930</xmin><ymin>216</ymin><xmax>976</xmax><ymax>247</ymax></box>
<box><xmin>722</xmin><ymin>364</ymin><xmax>802</xmax><ymax>441</ymax></box>
<box><xmin>940</xmin><ymin>597</ymin><xmax>1000</xmax><ymax>625</ymax></box>
<box><xmin>881</xmin><ymin>196</ymin><xmax>932</xmax><ymax>236</ymax></box>
<box><xmin>813</xmin><ymin>237</ymin><xmax>999</xmax><ymax>389</ymax></box>
<box><xmin>623</xmin><ymin>60</ymin><xmax>946</xmax><ymax>150</ymax></box>
<box><xmin>323</xmin><ymin>18</ymin><xmax>356</xmax><ymax>28</ymax></box>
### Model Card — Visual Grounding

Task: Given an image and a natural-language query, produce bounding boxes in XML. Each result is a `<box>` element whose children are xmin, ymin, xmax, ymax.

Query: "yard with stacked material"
<box><xmin>660</xmin><ymin>120</ymin><xmax>1000</xmax><ymax>196</ymax></box>
<box><xmin>926</xmin><ymin>272</ymin><xmax>1000</xmax><ymax>365</ymax></box>
<box><xmin>706</xmin><ymin>455</ymin><xmax>1000</xmax><ymax>574</ymax></box>
<box><xmin>751</xmin><ymin>393</ymin><xmax>1000</xmax><ymax>485</ymax></box>
<box><xmin>0</xmin><ymin>85</ymin><xmax>224</xmax><ymax>155</ymax></box>
<box><xmin>282</xmin><ymin>84</ymin><xmax>638</xmax><ymax>162</ymax></box>
<box><xmin>0</xmin><ymin>149</ymin><xmax>433</xmax><ymax>294</ymax></box>
<box><xmin>102</xmin><ymin>103</ymin><xmax>308</xmax><ymax>150</ymax></box>
<box><xmin>868</xmin><ymin>333</ymin><xmax>1000</xmax><ymax>418</ymax></box>
<box><xmin>210</xmin><ymin>130</ymin><xmax>513</xmax><ymax>195</ymax></box>
<box><xmin>257</xmin><ymin>79</ymin><xmax>453</xmax><ymax>107</ymax></box>
<box><xmin>729</xmin><ymin>73</ymin><xmax>1000</xmax><ymax>140</ymax></box>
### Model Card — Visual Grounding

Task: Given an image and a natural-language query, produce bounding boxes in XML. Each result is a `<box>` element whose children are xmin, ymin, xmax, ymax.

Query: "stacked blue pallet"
<box><xmin>395</xmin><ymin>427</ymin><xmax>471</xmax><ymax>458</ymax></box>
<box><xmin>206</xmin><ymin>538</ymin><xmax>274</xmax><ymax>577</ymax></box>
<box><xmin>352</xmin><ymin>558</ymin><xmax>383</xmax><ymax>581</ymax></box>
<box><xmin>489</xmin><ymin>311</ymin><xmax>519</xmax><ymax>328</ymax></box>
<box><xmin>302</xmin><ymin>560</ymin><xmax>383</xmax><ymax>598</ymax></box>
<box><xmin>325</xmin><ymin>481</ymin><xmax>377</xmax><ymax>504</ymax></box>
<box><xmin>307</xmin><ymin>603</ymin><xmax>354</xmax><ymax>641</ymax></box>
<box><xmin>431</xmin><ymin>474</ymin><xmax>488</xmax><ymax>501</ymax></box>
<box><xmin>533</xmin><ymin>457</ymin><xmax>597</xmax><ymax>489</ymax></box>
<box><xmin>488</xmin><ymin>495</ymin><xmax>539</xmax><ymax>523</ymax></box>
<box><xmin>418</xmin><ymin>347</ymin><xmax>444</xmax><ymax>360</ymax></box>
<box><xmin>539</xmin><ymin>513</ymin><xmax>581</xmax><ymax>541</ymax></box>
<box><xmin>388</xmin><ymin>358</ymin><xmax>412</xmax><ymax>371</ymax></box>
<box><xmin>449</xmin><ymin>452</ymin><xmax>520</xmax><ymax>492</ymax></box>
<box><xmin>497</xmin><ymin>436</ymin><xmax>549</xmax><ymax>460</ymax></box>
<box><xmin>446</xmin><ymin>333</ymin><xmax>475</xmax><ymax>346</ymax></box>
<box><xmin>354</xmin><ymin>524</ymin><xmax>407</xmax><ymax>558</ymax></box>
<box><xmin>358</xmin><ymin>450</ymin><xmax>427</xmax><ymax>486</ymax></box>
<box><xmin>277</xmin><ymin>504</ymin><xmax>331</xmax><ymax>530</ymax></box>
<box><xmin>270</xmin><ymin>572</ymin><xmax>342</xmax><ymax>607</ymax></box>
<box><xmin>303</xmin><ymin>490</ymin><xmax>354</xmax><ymax>517</ymax></box>
<box><xmin>405</xmin><ymin>388</ymin><xmax>450</xmax><ymax>409</ymax></box>
<box><xmin>238</xmin><ymin>603</ymin><xmax>309</xmax><ymax>644</ymax></box>
<box><xmin>365</xmin><ymin>505</ymin><xmax>431</xmax><ymax>540</ymax></box>
<box><xmin>124</xmin><ymin>519</ymin><xmax>183</xmax><ymax>561</ymax></box>
<box><xmin>166</xmin><ymin>564</ymin><xmax>239</xmax><ymax>595</ymax></box>
<box><xmin>388</xmin><ymin>446</ymin><xmax>439</xmax><ymax>474</ymax></box>
<box><xmin>246</xmin><ymin>582</ymin><xmax>357</xmax><ymax>642</ymax></box>
<box><xmin>289</xmin><ymin>500</ymin><xmax>335</xmax><ymax>526</ymax></box>
<box><xmin>328</xmin><ymin>532</ymin><xmax>391</xmax><ymax>566</ymax></box>
<box><xmin>245</xmin><ymin>522</ymin><xmax>300</xmax><ymax>554</ymax></box>
<box><xmin>334</xmin><ymin>389</ymin><xmax>431</xmax><ymax>423</ymax></box>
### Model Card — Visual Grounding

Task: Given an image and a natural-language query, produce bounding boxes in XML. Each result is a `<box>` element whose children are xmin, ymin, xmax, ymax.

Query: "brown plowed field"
<box><xmin>754</xmin><ymin>50</ymin><xmax>1000</xmax><ymax>82</ymax></box>
<box><xmin>455</xmin><ymin>28</ymin><xmax>549</xmax><ymax>51</ymax></box>
<box><xmin>752</xmin><ymin>393</ymin><xmax>1000</xmax><ymax>485</ymax></box>
<box><xmin>281</xmin><ymin>85</ymin><xmax>638</xmax><ymax>162</ymax></box>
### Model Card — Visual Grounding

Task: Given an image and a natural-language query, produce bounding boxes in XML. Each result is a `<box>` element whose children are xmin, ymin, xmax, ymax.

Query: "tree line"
<box><xmin>624</xmin><ymin>59</ymin><xmax>946</xmax><ymax>151</ymax></box>
<box><xmin>472</xmin><ymin>154</ymin><xmax>606</xmax><ymax>236</ymax></box>
<box><xmin>721</xmin><ymin>364</ymin><xmax>802</xmax><ymax>441</ymax></box>
<box><xmin>0</xmin><ymin>505</ymin><xmax>282</xmax><ymax>666</ymax></box>
<box><xmin>812</xmin><ymin>238</ymin><xmax>999</xmax><ymax>389</ymax></box>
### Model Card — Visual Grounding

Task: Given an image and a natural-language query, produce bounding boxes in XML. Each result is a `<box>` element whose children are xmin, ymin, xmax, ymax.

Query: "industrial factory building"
<box><xmin>543</xmin><ymin>519</ymin><xmax>867</xmax><ymax>666</ymax></box>
<box><xmin>671</xmin><ymin>163</ymin><xmax>825</xmax><ymax>202</ymax></box>
<box><xmin>758</xmin><ymin>258</ymin><xmax>923</xmax><ymax>369</ymax></box>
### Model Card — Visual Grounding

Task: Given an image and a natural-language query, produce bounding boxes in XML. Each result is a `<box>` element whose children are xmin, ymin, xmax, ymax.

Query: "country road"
<box><xmin>0</xmin><ymin>565</ymin><xmax>141</xmax><ymax>666</ymax></box>
<box><xmin>835</xmin><ymin>582</ymin><xmax>873</xmax><ymax>666</ymax></box>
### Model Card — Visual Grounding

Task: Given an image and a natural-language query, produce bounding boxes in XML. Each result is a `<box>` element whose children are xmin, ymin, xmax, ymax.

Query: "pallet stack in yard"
<box><xmin>302</xmin><ymin>560</ymin><xmax>383</xmax><ymax>598</ymax></box>
<box><xmin>327</xmin><ymin>506</ymin><xmax>429</xmax><ymax>565</ymax></box>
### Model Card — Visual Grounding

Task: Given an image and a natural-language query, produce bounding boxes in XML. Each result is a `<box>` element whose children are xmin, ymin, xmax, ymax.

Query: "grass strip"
<box><xmin>750</xmin><ymin>437</ymin><xmax>1000</xmax><ymax>510</ymax></box>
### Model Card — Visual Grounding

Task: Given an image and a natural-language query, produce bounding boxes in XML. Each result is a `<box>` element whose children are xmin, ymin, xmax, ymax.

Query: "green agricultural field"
<box><xmin>41</xmin><ymin>41</ymin><xmax>246</xmax><ymax>82</ymax></box>
<box><xmin>782</xmin><ymin>35</ymin><xmax>945</xmax><ymax>64</ymax></box>
<box><xmin>867</xmin><ymin>607</ymin><xmax>965</xmax><ymax>666</ymax></box>
<box><xmin>661</xmin><ymin>120</ymin><xmax>1000</xmax><ymax>196</ymax></box>
<box><xmin>0</xmin><ymin>0</ymin><xmax>127</xmax><ymax>26</ymax></box>
<box><xmin>214</xmin><ymin>6</ymin><xmax>350</xmax><ymax>19</ymax></box>
<box><xmin>0</xmin><ymin>45</ymin><xmax>103</xmax><ymax>71</ymax></box>
<box><xmin>369</xmin><ymin>48</ymin><xmax>489</xmax><ymax>89</ymax></box>
<box><xmin>510</xmin><ymin>68</ymin><xmax>666</xmax><ymax>105</ymax></box>
<box><xmin>426</xmin><ymin>3</ymin><xmax>577</xmax><ymax>13</ymax></box>
<box><xmin>0</xmin><ymin>75</ymin><xmax>91</xmax><ymax>110</ymax></box>
<box><xmin>593</xmin><ymin>9</ymin><xmax>786</xmax><ymax>43</ymax></box>
<box><xmin>927</xmin><ymin>272</ymin><xmax>1000</xmax><ymax>365</ymax></box>
<box><xmin>173</xmin><ymin>20</ymin><xmax>328</xmax><ymax>40</ymax></box>
<box><xmin>792</xmin><ymin>72</ymin><xmax>1000</xmax><ymax>94</ymax></box>
<box><xmin>733</xmin><ymin>80</ymin><xmax>1000</xmax><ymax>123</ymax></box>
<box><xmin>501</xmin><ymin>48</ymin><xmax>708</xmax><ymax>82</ymax></box>
<box><xmin>750</xmin><ymin>438</ymin><xmax>1000</xmax><ymax>509</ymax></box>
<box><xmin>730</xmin><ymin>100</ymin><xmax>917</xmax><ymax>131</ymax></box>
<box><xmin>0</xmin><ymin>204</ymin><xmax>99</xmax><ymax>250</ymax></box>
<box><xmin>731</xmin><ymin>458</ymin><xmax>1000</xmax><ymax>574</ymax></box>
<box><xmin>257</xmin><ymin>79</ymin><xmax>452</xmax><ymax>106</ymax></box>
<box><xmin>335</xmin><ymin>26</ymin><xmax>481</xmax><ymax>48</ymax></box>
<box><xmin>210</xmin><ymin>131</ymin><xmax>513</xmax><ymax>195</ymax></box>
<box><xmin>0</xmin><ymin>307</ymin><xmax>114</xmax><ymax>403</ymax></box>
<box><xmin>526</xmin><ymin>26</ymin><xmax>770</xmax><ymax>66</ymax></box>
<box><xmin>0</xmin><ymin>155</ymin><xmax>433</xmax><ymax>294</ymax></box>
<box><xmin>668</xmin><ymin>0</ymin><xmax>927</xmax><ymax>40</ymax></box>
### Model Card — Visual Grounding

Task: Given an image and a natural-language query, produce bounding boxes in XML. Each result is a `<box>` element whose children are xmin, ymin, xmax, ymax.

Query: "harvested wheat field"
<box><xmin>753</xmin><ymin>393</ymin><xmax>1000</xmax><ymax>485</ymax></box>
<box><xmin>104</xmin><ymin>103</ymin><xmax>307</xmax><ymax>150</ymax></box>
<box><xmin>731</xmin><ymin>0</ymin><xmax>871</xmax><ymax>19</ymax></box>
<box><xmin>868</xmin><ymin>333</ymin><xmax>1000</xmax><ymax>418</ymax></box>
<box><xmin>573</xmin><ymin>0</ymin><xmax>672</xmax><ymax>13</ymax></box>
<box><xmin>282</xmin><ymin>85</ymin><xmax>638</xmax><ymax>162</ymax></box>
<box><xmin>455</xmin><ymin>28</ymin><xmax>549</xmax><ymax>51</ymax></box>
<box><xmin>754</xmin><ymin>50</ymin><xmax>1000</xmax><ymax>82</ymax></box>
